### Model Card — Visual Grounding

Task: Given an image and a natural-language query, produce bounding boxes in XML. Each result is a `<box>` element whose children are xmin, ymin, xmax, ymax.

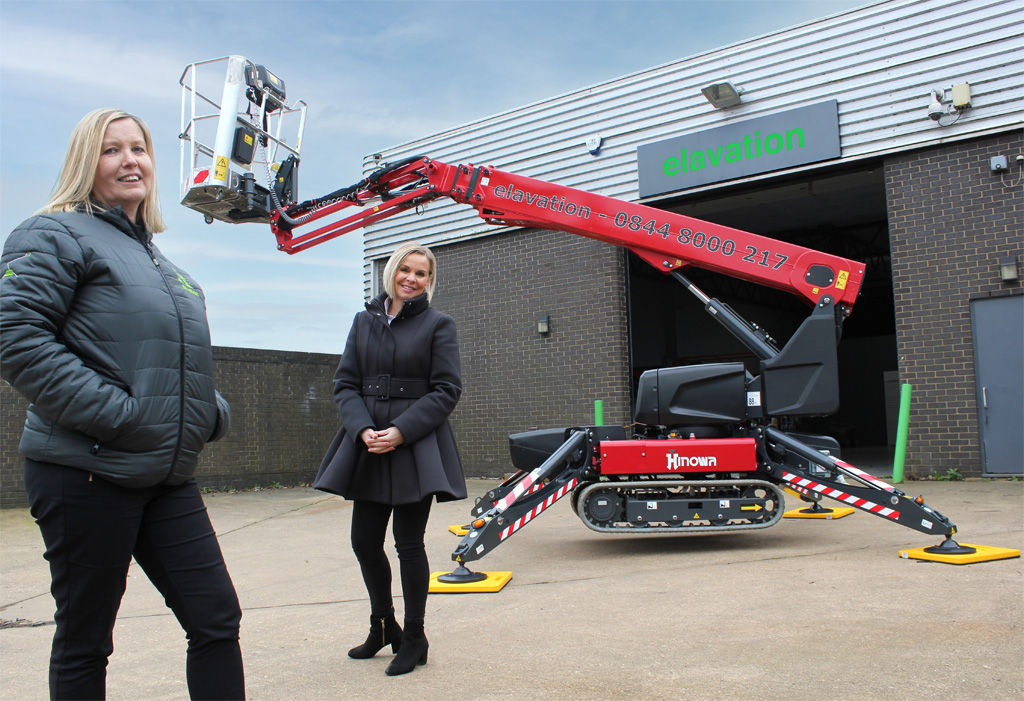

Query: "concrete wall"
<box><xmin>885</xmin><ymin>130</ymin><xmax>1023</xmax><ymax>477</ymax></box>
<box><xmin>1</xmin><ymin>347</ymin><xmax>341</xmax><ymax>509</ymax></box>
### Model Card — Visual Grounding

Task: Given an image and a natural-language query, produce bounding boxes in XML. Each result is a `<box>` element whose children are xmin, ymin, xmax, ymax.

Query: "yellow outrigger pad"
<box><xmin>899</xmin><ymin>543</ymin><xmax>1021</xmax><ymax>565</ymax></box>
<box><xmin>448</xmin><ymin>524</ymin><xmax>469</xmax><ymax>536</ymax></box>
<box><xmin>429</xmin><ymin>570</ymin><xmax>512</xmax><ymax>593</ymax></box>
<box><xmin>784</xmin><ymin>506</ymin><xmax>856</xmax><ymax>519</ymax></box>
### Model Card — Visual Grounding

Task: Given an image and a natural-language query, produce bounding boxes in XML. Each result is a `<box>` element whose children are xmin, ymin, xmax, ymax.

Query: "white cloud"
<box><xmin>0</xmin><ymin>23</ymin><xmax>186</xmax><ymax>103</ymax></box>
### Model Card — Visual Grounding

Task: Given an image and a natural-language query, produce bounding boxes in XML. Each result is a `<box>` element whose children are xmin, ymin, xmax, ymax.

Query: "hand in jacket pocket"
<box><xmin>208</xmin><ymin>390</ymin><xmax>231</xmax><ymax>442</ymax></box>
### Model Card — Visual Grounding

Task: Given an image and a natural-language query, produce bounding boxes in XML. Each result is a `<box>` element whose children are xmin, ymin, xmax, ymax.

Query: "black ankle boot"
<box><xmin>385</xmin><ymin>618</ymin><xmax>428</xmax><ymax>676</ymax></box>
<box><xmin>348</xmin><ymin>614</ymin><xmax>402</xmax><ymax>659</ymax></box>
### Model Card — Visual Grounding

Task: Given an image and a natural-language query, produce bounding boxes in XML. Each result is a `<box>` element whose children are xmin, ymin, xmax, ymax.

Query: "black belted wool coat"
<box><xmin>313</xmin><ymin>292</ymin><xmax>467</xmax><ymax>505</ymax></box>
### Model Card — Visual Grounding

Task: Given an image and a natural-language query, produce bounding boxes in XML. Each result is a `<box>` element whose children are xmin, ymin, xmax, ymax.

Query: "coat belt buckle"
<box><xmin>376</xmin><ymin>374</ymin><xmax>390</xmax><ymax>400</ymax></box>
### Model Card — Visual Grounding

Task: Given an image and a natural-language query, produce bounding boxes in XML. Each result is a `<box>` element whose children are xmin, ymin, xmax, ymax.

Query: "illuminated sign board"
<box><xmin>637</xmin><ymin>100</ymin><xmax>841</xmax><ymax>198</ymax></box>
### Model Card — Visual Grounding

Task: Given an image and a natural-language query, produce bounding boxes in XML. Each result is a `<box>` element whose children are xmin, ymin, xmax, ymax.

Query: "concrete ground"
<box><xmin>1</xmin><ymin>478</ymin><xmax>1021</xmax><ymax>701</ymax></box>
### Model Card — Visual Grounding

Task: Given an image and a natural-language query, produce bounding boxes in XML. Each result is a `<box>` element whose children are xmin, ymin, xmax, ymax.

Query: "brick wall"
<box><xmin>885</xmin><ymin>130</ymin><xmax>1022</xmax><ymax>477</ymax></box>
<box><xmin>430</xmin><ymin>228</ymin><xmax>632</xmax><ymax>478</ymax></box>
<box><xmin>0</xmin><ymin>380</ymin><xmax>25</xmax><ymax>508</ymax></box>
<box><xmin>1</xmin><ymin>347</ymin><xmax>341</xmax><ymax>508</ymax></box>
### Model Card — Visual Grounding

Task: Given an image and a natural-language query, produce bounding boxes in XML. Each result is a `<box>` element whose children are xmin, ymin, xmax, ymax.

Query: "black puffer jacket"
<box><xmin>0</xmin><ymin>207</ymin><xmax>229</xmax><ymax>487</ymax></box>
<box><xmin>314</xmin><ymin>292</ymin><xmax>466</xmax><ymax>504</ymax></box>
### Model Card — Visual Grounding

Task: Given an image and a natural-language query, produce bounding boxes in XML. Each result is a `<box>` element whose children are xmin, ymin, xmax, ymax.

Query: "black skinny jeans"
<box><xmin>350</xmin><ymin>497</ymin><xmax>433</xmax><ymax>621</ymax></box>
<box><xmin>25</xmin><ymin>459</ymin><xmax>245</xmax><ymax>700</ymax></box>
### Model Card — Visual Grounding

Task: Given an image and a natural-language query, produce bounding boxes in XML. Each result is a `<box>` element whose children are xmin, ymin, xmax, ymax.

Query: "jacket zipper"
<box><xmin>146</xmin><ymin>242</ymin><xmax>187</xmax><ymax>481</ymax></box>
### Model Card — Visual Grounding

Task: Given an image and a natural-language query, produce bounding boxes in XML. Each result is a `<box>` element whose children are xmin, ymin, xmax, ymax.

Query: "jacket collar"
<box><xmin>367</xmin><ymin>291</ymin><xmax>430</xmax><ymax>321</ymax></box>
<box><xmin>89</xmin><ymin>203</ymin><xmax>151</xmax><ymax>245</ymax></box>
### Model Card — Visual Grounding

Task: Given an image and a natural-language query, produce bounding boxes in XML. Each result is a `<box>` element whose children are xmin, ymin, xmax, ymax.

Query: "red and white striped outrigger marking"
<box><xmin>496</xmin><ymin>473</ymin><xmax>546</xmax><ymax>511</ymax></box>
<box><xmin>782</xmin><ymin>472</ymin><xmax>900</xmax><ymax>521</ymax></box>
<box><xmin>499</xmin><ymin>478</ymin><xmax>578</xmax><ymax>541</ymax></box>
<box><xmin>835</xmin><ymin>460</ymin><xmax>895</xmax><ymax>492</ymax></box>
<box><xmin>787</xmin><ymin>482</ymin><xmax>814</xmax><ymax>498</ymax></box>
<box><xmin>489</xmin><ymin>480</ymin><xmax>544</xmax><ymax>510</ymax></box>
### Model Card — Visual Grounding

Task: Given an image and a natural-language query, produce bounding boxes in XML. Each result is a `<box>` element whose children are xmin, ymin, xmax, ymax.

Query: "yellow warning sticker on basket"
<box><xmin>214</xmin><ymin>156</ymin><xmax>228</xmax><ymax>182</ymax></box>
<box><xmin>836</xmin><ymin>270</ymin><xmax>849</xmax><ymax>290</ymax></box>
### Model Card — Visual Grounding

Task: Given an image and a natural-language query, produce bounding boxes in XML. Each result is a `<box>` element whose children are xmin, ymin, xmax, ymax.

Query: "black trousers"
<box><xmin>24</xmin><ymin>459</ymin><xmax>245</xmax><ymax>700</ymax></box>
<box><xmin>350</xmin><ymin>497</ymin><xmax>433</xmax><ymax>621</ymax></box>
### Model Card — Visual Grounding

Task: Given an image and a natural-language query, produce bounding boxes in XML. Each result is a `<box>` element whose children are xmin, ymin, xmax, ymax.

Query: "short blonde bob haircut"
<box><xmin>37</xmin><ymin>108</ymin><xmax>167</xmax><ymax>233</ymax></box>
<box><xmin>382</xmin><ymin>243</ymin><xmax>437</xmax><ymax>302</ymax></box>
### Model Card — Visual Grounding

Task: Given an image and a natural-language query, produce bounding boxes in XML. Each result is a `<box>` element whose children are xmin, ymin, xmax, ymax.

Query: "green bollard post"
<box><xmin>892</xmin><ymin>383</ymin><xmax>912</xmax><ymax>484</ymax></box>
<box><xmin>594</xmin><ymin>400</ymin><xmax>604</xmax><ymax>426</ymax></box>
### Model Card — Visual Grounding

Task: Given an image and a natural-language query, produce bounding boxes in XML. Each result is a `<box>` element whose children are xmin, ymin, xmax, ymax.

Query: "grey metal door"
<box><xmin>970</xmin><ymin>295</ymin><xmax>1024</xmax><ymax>475</ymax></box>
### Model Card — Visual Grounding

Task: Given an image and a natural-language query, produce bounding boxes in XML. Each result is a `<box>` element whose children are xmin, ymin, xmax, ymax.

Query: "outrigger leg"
<box><xmin>430</xmin><ymin>429</ymin><xmax>589</xmax><ymax>593</ymax></box>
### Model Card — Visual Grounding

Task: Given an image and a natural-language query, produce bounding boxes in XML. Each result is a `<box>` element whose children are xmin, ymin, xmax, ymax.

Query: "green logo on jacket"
<box><xmin>173</xmin><ymin>268</ymin><xmax>200</xmax><ymax>297</ymax></box>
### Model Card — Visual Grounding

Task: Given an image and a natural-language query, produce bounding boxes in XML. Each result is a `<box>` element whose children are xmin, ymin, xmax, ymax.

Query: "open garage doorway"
<box><xmin>627</xmin><ymin>163</ymin><xmax>895</xmax><ymax>467</ymax></box>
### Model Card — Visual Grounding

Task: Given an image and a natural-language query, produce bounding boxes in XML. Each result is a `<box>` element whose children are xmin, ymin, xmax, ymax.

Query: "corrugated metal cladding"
<box><xmin>360</xmin><ymin>0</ymin><xmax>1023</xmax><ymax>290</ymax></box>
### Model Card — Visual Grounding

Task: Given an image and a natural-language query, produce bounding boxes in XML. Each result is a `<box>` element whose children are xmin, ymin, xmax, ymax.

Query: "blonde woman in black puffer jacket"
<box><xmin>0</xmin><ymin>108</ymin><xmax>244</xmax><ymax>700</ymax></box>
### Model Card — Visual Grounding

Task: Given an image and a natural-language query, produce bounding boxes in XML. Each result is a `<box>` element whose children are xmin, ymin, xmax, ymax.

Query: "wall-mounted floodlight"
<box><xmin>701</xmin><ymin>82</ymin><xmax>743</xmax><ymax>108</ymax></box>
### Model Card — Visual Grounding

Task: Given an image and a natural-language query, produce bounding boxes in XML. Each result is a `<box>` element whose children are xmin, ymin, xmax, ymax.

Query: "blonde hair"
<box><xmin>382</xmin><ymin>243</ymin><xmax>437</xmax><ymax>302</ymax></box>
<box><xmin>37</xmin><ymin>108</ymin><xmax>166</xmax><ymax>233</ymax></box>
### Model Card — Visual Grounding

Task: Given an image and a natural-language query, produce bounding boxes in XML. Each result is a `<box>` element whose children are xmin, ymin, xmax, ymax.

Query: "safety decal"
<box><xmin>499</xmin><ymin>478</ymin><xmax>578</xmax><ymax>541</ymax></box>
<box><xmin>214</xmin><ymin>156</ymin><xmax>228</xmax><ymax>182</ymax></box>
<box><xmin>781</xmin><ymin>472</ymin><xmax>900</xmax><ymax>521</ymax></box>
<box><xmin>836</xmin><ymin>270</ymin><xmax>849</xmax><ymax>290</ymax></box>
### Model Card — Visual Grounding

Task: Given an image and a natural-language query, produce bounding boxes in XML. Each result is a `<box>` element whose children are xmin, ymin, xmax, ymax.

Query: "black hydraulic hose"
<box><xmin>277</xmin><ymin>155</ymin><xmax>430</xmax><ymax>228</ymax></box>
<box><xmin>366</xmin><ymin>155</ymin><xmax>428</xmax><ymax>184</ymax></box>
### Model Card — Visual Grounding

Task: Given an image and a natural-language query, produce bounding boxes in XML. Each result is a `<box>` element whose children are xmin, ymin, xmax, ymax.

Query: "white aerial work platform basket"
<box><xmin>179</xmin><ymin>56</ymin><xmax>306</xmax><ymax>224</ymax></box>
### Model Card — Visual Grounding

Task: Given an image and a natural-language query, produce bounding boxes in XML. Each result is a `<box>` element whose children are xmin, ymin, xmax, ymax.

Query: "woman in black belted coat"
<box><xmin>314</xmin><ymin>242</ymin><xmax>466</xmax><ymax>676</ymax></box>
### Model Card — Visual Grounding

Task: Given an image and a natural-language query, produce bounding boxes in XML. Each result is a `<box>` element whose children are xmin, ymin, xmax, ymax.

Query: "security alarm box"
<box><xmin>952</xmin><ymin>82</ymin><xmax>971</xmax><ymax>109</ymax></box>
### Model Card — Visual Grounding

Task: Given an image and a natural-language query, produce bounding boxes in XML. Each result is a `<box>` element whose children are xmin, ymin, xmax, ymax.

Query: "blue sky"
<box><xmin>0</xmin><ymin>0</ymin><xmax>870</xmax><ymax>354</ymax></box>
